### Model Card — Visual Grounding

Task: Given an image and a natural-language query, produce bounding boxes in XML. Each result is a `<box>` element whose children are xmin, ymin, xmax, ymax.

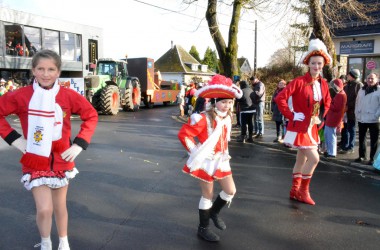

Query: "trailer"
<box><xmin>127</xmin><ymin>58</ymin><xmax>179</xmax><ymax>108</ymax></box>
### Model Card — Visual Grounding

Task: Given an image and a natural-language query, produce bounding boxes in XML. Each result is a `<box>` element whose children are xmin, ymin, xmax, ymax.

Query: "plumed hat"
<box><xmin>300</xmin><ymin>39</ymin><xmax>332</xmax><ymax>66</ymax></box>
<box><xmin>195</xmin><ymin>74</ymin><xmax>243</xmax><ymax>99</ymax></box>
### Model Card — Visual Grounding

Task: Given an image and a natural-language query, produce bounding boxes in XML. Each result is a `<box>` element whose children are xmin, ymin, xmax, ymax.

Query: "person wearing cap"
<box><xmin>339</xmin><ymin>69</ymin><xmax>363</xmax><ymax>154</ymax></box>
<box><xmin>193</xmin><ymin>82</ymin><xmax>207</xmax><ymax>114</ymax></box>
<box><xmin>324</xmin><ymin>79</ymin><xmax>347</xmax><ymax>158</ymax></box>
<box><xmin>0</xmin><ymin>50</ymin><xmax>98</xmax><ymax>250</ymax></box>
<box><xmin>354</xmin><ymin>73</ymin><xmax>380</xmax><ymax>165</ymax></box>
<box><xmin>275</xmin><ymin>39</ymin><xmax>332</xmax><ymax>205</ymax></box>
<box><xmin>178</xmin><ymin>74</ymin><xmax>243</xmax><ymax>242</ymax></box>
<box><xmin>250</xmin><ymin>76</ymin><xmax>266</xmax><ymax>137</ymax></box>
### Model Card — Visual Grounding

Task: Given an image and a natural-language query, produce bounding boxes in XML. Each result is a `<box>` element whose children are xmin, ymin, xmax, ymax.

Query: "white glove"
<box><xmin>12</xmin><ymin>137</ymin><xmax>27</xmax><ymax>154</ymax></box>
<box><xmin>61</xmin><ymin>144</ymin><xmax>83</xmax><ymax>162</ymax></box>
<box><xmin>293</xmin><ymin>112</ymin><xmax>305</xmax><ymax>121</ymax></box>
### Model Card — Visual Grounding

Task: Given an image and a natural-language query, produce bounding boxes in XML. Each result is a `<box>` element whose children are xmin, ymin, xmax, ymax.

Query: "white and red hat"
<box><xmin>300</xmin><ymin>39</ymin><xmax>332</xmax><ymax>66</ymax></box>
<box><xmin>195</xmin><ymin>74</ymin><xmax>242</xmax><ymax>99</ymax></box>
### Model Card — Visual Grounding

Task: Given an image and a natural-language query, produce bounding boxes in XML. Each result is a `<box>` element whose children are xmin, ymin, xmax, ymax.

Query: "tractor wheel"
<box><xmin>99</xmin><ymin>85</ymin><xmax>120</xmax><ymax>115</ymax></box>
<box><xmin>123</xmin><ymin>80</ymin><xmax>141</xmax><ymax>112</ymax></box>
<box><xmin>91</xmin><ymin>91</ymin><xmax>101</xmax><ymax>111</ymax></box>
<box><xmin>143</xmin><ymin>94</ymin><xmax>154</xmax><ymax>109</ymax></box>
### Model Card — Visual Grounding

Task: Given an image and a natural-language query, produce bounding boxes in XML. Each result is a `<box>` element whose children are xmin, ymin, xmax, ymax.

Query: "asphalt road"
<box><xmin>1</xmin><ymin>105</ymin><xmax>380</xmax><ymax>250</ymax></box>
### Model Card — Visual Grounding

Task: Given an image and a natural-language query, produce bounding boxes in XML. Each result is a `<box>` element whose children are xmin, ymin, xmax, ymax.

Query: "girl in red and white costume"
<box><xmin>0</xmin><ymin>50</ymin><xmax>98</xmax><ymax>249</ymax></box>
<box><xmin>275</xmin><ymin>39</ymin><xmax>332</xmax><ymax>205</ymax></box>
<box><xmin>178</xmin><ymin>75</ymin><xmax>242</xmax><ymax>242</ymax></box>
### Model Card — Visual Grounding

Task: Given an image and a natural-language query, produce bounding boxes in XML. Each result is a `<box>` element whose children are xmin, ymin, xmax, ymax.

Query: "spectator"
<box><xmin>339</xmin><ymin>69</ymin><xmax>363</xmax><ymax>154</ymax></box>
<box><xmin>233</xmin><ymin>81</ymin><xmax>241</xmax><ymax>128</ymax></box>
<box><xmin>250</xmin><ymin>76</ymin><xmax>266</xmax><ymax>138</ymax></box>
<box><xmin>324</xmin><ymin>79</ymin><xmax>347</xmax><ymax>158</ymax></box>
<box><xmin>185</xmin><ymin>82</ymin><xmax>196</xmax><ymax>116</ymax></box>
<box><xmin>236</xmin><ymin>80</ymin><xmax>255</xmax><ymax>143</ymax></box>
<box><xmin>354</xmin><ymin>73</ymin><xmax>380</xmax><ymax>165</ymax></box>
<box><xmin>177</xmin><ymin>84</ymin><xmax>186</xmax><ymax>117</ymax></box>
<box><xmin>339</xmin><ymin>75</ymin><xmax>347</xmax><ymax>86</ymax></box>
<box><xmin>193</xmin><ymin>82</ymin><xmax>207</xmax><ymax>114</ymax></box>
<box><xmin>275</xmin><ymin>39</ymin><xmax>332</xmax><ymax>205</ymax></box>
<box><xmin>6</xmin><ymin>40</ymin><xmax>14</xmax><ymax>55</ymax></box>
<box><xmin>271</xmin><ymin>80</ymin><xmax>286</xmax><ymax>142</ymax></box>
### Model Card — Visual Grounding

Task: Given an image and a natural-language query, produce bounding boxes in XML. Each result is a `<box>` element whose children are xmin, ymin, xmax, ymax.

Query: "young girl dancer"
<box><xmin>275</xmin><ymin>39</ymin><xmax>332</xmax><ymax>205</ymax></box>
<box><xmin>0</xmin><ymin>50</ymin><xmax>98</xmax><ymax>249</ymax></box>
<box><xmin>178</xmin><ymin>74</ymin><xmax>242</xmax><ymax>241</ymax></box>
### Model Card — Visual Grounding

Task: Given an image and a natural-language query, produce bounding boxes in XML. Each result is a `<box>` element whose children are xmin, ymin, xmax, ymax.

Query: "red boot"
<box><xmin>297</xmin><ymin>178</ymin><xmax>315</xmax><ymax>205</ymax></box>
<box><xmin>289</xmin><ymin>173</ymin><xmax>301</xmax><ymax>200</ymax></box>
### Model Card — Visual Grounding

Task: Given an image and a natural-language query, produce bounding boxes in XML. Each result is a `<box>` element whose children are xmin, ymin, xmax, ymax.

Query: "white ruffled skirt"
<box><xmin>21</xmin><ymin>168</ymin><xmax>79</xmax><ymax>190</ymax></box>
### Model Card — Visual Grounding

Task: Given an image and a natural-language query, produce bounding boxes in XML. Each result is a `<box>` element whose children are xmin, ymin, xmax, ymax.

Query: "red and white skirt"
<box><xmin>182</xmin><ymin>154</ymin><xmax>232</xmax><ymax>183</ymax></box>
<box><xmin>21</xmin><ymin>168</ymin><xmax>79</xmax><ymax>190</ymax></box>
<box><xmin>283</xmin><ymin>122</ymin><xmax>320</xmax><ymax>149</ymax></box>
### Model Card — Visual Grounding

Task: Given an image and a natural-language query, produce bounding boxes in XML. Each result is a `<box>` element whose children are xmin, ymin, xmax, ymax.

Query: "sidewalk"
<box><xmin>173</xmin><ymin>114</ymin><xmax>378</xmax><ymax>174</ymax></box>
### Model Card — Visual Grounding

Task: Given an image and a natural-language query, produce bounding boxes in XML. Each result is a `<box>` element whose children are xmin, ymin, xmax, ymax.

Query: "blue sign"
<box><xmin>340</xmin><ymin>40</ymin><xmax>374</xmax><ymax>54</ymax></box>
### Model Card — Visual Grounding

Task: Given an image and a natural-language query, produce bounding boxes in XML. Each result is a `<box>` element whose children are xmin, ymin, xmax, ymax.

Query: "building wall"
<box><xmin>0</xmin><ymin>7</ymin><xmax>103</xmax><ymax>78</ymax></box>
<box><xmin>333</xmin><ymin>35</ymin><xmax>380</xmax><ymax>82</ymax></box>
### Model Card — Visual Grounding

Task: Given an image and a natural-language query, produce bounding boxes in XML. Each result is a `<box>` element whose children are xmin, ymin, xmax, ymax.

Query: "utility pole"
<box><xmin>254</xmin><ymin>20</ymin><xmax>257</xmax><ymax>76</ymax></box>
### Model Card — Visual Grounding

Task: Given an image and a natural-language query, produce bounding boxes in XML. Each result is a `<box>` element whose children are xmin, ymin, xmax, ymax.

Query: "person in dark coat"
<box><xmin>236</xmin><ymin>80</ymin><xmax>255</xmax><ymax>143</ymax></box>
<box><xmin>339</xmin><ymin>69</ymin><xmax>363</xmax><ymax>154</ymax></box>
<box><xmin>271</xmin><ymin>80</ymin><xmax>286</xmax><ymax>142</ymax></box>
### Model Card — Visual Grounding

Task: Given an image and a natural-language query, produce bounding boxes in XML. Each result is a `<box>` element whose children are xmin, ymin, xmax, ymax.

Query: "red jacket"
<box><xmin>178</xmin><ymin>113</ymin><xmax>228</xmax><ymax>154</ymax></box>
<box><xmin>325</xmin><ymin>90</ymin><xmax>347</xmax><ymax>127</ymax></box>
<box><xmin>275</xmin><ymin>72</ymin><xmax>331</xmax><ymax>133</ymax></box>
<box><xmin>0</xmin><ymin>85</ymin><xmax>98</xmax><ymax>172</ymax></box>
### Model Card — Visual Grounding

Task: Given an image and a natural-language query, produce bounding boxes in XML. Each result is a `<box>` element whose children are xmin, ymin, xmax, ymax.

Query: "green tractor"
<box><xmin>84</xmin><ymin>58</ymin><xmax>141</xmax><ymax>115</ymax></box>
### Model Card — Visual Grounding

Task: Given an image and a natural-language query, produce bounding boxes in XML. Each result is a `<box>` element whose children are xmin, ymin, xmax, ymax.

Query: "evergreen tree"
<box><xmin>202</xmin><ymin>47</ymin><xmax>219</xmax><ymax>72</ymax></box>
<box><xmin>189</xmin><ymin>45</ymin><xmax>201</xmax><ymax>62</ymax></box>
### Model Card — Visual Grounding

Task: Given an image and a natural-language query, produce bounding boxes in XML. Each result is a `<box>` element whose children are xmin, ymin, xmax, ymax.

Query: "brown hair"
<box><xmin>32</xmin><ymin>49</ymin><xmax>62</xmax><ymax>71</ymax></box>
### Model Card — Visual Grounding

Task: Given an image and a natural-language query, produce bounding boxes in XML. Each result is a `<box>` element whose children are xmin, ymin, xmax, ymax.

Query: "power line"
<box><xmin>132</xmin><ymin>0</ymin><xmax>256</xmax><ymax>31</ymax></box>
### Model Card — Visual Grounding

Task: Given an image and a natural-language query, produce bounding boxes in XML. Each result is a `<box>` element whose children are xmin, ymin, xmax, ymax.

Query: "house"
<box><xmin>155</xmin><ymin>44</ymin><xmax>215</xmax><ymax>85</ymax></box>
<box><xmin>238</xmin><ymin>57</ymin><xmax>252</xmax><ymax>77</ymax></box>
<box><xmin>330</xmin><ymin>0</ymin><xmax>380</xmax><ymax>82</ymax></box>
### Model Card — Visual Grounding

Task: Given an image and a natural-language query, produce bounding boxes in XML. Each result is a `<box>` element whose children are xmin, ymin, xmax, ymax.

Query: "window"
<box><xmin>60</xmin><ymin>32</ymin><xmax>75</xmax><ymax>61</ymax></box>
<box><xmin>24</xmin><ymin>26</ymin><xmax>41</xmax><ymax>57</ymax></box>
<box><xmin>4</xmin><ymin>24</ymin><xmax>24</xmax><ymax>56</ymax></box>
<box><xmin>43</xmin><ymin>29</ymin><xmax>59</xmax><ymax>54</ymax></box>
<box><xmin>75</xmin><ymin>34</ymin><xmax>82</xmax><ymax>61</ymax></box>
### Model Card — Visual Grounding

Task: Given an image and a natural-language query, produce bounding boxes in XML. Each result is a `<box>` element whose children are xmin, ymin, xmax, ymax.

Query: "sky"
<box><xmin>0</xmin><ymin>0</ymin><xmax>290</xmax><ymax>68</ymax></box>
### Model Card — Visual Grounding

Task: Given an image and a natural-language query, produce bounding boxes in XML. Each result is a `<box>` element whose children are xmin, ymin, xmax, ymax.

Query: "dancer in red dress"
<box><xmin>275</xmin><ymin>39</ymin><xmax>332</xmax><ymax>205</ymax></box>
<box><xmin>0</xmin><ymin>50</ymin><xmax>98</xmax><ymax>249</ymax></box>
<box><xmin>178</xmin><ymin>74</ymin><xmax>242</xmax><ymax>241</ymax></box>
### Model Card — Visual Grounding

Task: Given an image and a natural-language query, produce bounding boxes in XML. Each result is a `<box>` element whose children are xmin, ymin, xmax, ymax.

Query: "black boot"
<box><xmin>246</xmin><ymin>134</ymin><xmax>254</xmax><ymax>143</ymax></box>
<box><xmin>210</xmin><ymin>195</ymin><xmax>227</xmax><ymax>230</ymax></box>
<box><xmin>198</xmin><ymin>209</ymin><xmax>220</xmax><ymax>242</ymax></box>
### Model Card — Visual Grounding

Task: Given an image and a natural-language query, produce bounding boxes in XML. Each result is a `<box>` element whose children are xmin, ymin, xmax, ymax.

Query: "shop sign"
<box><xmin>366</xmin><ymin>60</ymin><xmax>377</xmax><ymax>70</ymax></box>
<box><xmin>340</xmin><ymin>40</ymin><xmax>374</xmax><ymax>54</ymax></box>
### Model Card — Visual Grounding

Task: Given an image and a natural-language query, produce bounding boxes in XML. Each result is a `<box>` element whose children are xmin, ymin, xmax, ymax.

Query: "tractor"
<box><xmin>84</xmin><ymin>58</ymin><xmax>141</xmax><ymax>115</ymax></box>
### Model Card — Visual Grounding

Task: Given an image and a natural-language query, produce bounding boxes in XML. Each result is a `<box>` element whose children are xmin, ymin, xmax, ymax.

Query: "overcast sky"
<box><xmin>1</xmin><ymin>0</ymin><xmax>289</xmax><ymax>68</ymax></box>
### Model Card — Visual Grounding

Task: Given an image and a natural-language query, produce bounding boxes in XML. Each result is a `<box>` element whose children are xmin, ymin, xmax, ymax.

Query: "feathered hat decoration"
<box><xmin>195</xmin><ymin>74</ymin><xmax>243</xmax><ymax>99</ymax></box>
<box><xmin>300</xmin><ymin>39</ymin><xmax>332</xmax><ymax>66</ymax></box>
